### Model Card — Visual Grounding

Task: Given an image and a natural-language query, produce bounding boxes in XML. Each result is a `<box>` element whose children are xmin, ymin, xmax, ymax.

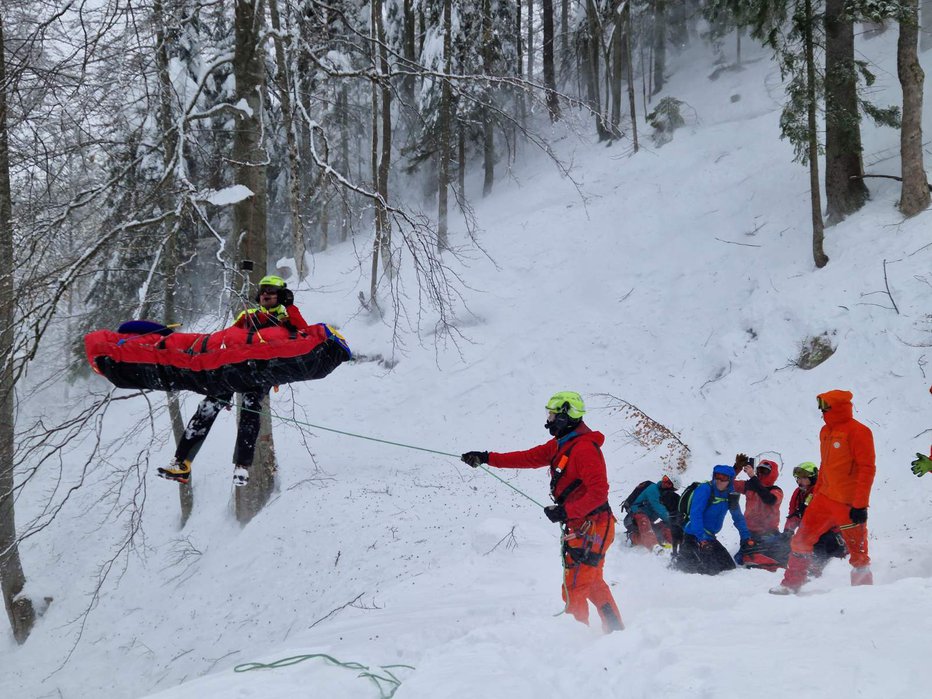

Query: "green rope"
<box><xmin>234</xmin><ymin>653</ymin><xmax>415</xmax><ymax>699</ymax></box>
<box><xmin>217</xmin><ymin>397</ymin><xmax>547</xmax><ymax>508</ymax></box>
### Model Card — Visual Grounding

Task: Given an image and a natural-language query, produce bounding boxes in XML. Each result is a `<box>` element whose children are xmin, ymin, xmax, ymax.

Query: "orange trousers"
<box><xmin>782</xmin><ymin>492</ymin><xmax>870</xmax><ymax>589</ymax></box>
<box><xmin>562</xmin><ymin>515</ymin><xmax>624</xmax><ymax>633</ymax></box>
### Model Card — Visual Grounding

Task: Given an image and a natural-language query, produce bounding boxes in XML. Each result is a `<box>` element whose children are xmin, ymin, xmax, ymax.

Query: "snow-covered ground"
<box><xmin>3</xmin><ymin>28</ymin><xmax>932</xmax><ymax>699</ymax></box>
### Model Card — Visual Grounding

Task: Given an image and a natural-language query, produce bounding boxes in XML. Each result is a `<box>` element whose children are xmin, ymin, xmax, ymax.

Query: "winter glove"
<box><xmin>728</xmin><ymin>492</ymin><xmax>741</xmax><ymax>508</ymax></box>
<box><xmin>911</xmin><ymin>453</ymin><xmax>932</xmax><ymax>477</ymax></box>
<box><xmin>734</xmin><ymin>453</ymin><xmax>749</xmax><ymax>474</ymax></box>
<box><xmin>740</xmin><ymin>538</ymin><xmax>756</xmax><ymax>551</ymax></box>
<box><xmin>460</xmin><ymin>451</ymin><xmax>489</xmax><ymax>468</ymax></box>
<box><xmin>544</xmin><ymin>505</ymin><xmax>567</xmax><ymax>523</ymax></box>
<box><xmin>849</xmin><ymin>507</ymin><xmax>868</xmax><ymax>525</ymax></box>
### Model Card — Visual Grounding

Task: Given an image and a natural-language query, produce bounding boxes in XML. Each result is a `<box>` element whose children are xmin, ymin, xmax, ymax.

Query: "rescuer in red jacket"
<box><xmin>158</xmin><ymin>275</ymin><xmax>308</xmax><ymax>487</ymax></box>
<box><xmin>461</xmin><ymin>391</ymin><xmax>624</xmax><ymax>633</ymax></box>
<box><xmin>770</xmin><ymin>390</ymin><xmax>876</xmax><ymax>594</ymax></box>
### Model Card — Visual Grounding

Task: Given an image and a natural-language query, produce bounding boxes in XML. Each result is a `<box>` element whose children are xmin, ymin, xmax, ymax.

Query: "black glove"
<box><xmin>460</xmin><ymin>451</ymin><xmax>489</xmax><ymax>468</ymax></box>
<box><xmin>734</xmin><ymin>453</ymin><xmax>749</xmax><ymax>473</ymax></box>
<box><xmin>849</xmin><ymin>507</ymin><xmax>868</xmax><ymax>524</ymax></box>
<box><xmin>544</xmin><ymin>505</ymin><xmax>567</xmax><ymax>523</ymax></box>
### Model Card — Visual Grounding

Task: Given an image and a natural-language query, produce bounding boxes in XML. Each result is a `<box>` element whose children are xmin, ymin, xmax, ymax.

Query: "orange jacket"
<box><xmin>814</xmin><ymin>390</ymin><xmax>875</xmax><ymax>508</ymax></box>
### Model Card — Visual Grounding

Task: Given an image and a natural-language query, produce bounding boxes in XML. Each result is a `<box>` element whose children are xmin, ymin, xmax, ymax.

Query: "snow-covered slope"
<box><xmin>4</xmin><ymin>32</ymin><xmax>932</xmax><ymax>699</ymax></box>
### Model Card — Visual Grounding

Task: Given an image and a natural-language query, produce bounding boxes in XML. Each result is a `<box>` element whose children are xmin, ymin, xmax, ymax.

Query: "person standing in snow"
<box><xmin>770</xmin><ymin>390</ymin><xmax>876</xmax><ymax>594</ymax></box>
<box><xmin>460</xmin><ymin>391</ymin><xmax>624</xmax><ymax>633</ymax></box>
<box><xmin>673</xmin><ymin>465</ymin><xmax>751</xmax><ymax>575</ymax></box>
<box><xmin>731</xmin><ymin>455</ymin><xmax>783</xmax><ymax>568</ymax></box>
<box><xmin>158</xmin><ymin>275</ymin><xmax>309</xmax><ymax>487</ymax></box>
<box><xmin>624</xmin><ymin>475</ymin><xmax>678</xmax><ymax>552</ymax></box>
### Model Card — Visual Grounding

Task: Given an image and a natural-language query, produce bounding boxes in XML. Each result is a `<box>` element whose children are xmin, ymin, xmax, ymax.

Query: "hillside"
<box><xmin>3</xmin><ymin>30</ymin><xmax>932</xmax><ymax>699</ymax></box>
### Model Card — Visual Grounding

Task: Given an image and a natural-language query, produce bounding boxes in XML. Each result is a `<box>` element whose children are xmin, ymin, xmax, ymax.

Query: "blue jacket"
<box><xmin>630</xmin><ymin>482</ymin><xmax>672</xmax><ymax>524</ymax></box>
<box><xmin>684</xmin><ymin>465</ymin><xmax>750</xmax><ymax>542</ymax></box>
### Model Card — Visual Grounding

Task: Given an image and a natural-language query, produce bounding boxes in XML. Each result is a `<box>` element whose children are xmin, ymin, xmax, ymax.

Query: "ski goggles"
<box><xmin>713</xmin><ymin>473</ymin><xmax>731</xmax><ymax>483</ymax></box>
<box><xmin>817</xmin><ymin>396</ymin><xmax>831</xmax><ymax>411</ymax></box>
<box><xmin>258</xmin><ymin>285</ymin><xmax>281</xmax><ymax>295</ymax></box>
<box><xmin>793</xmin><ymin>466</ymin><xmax>816</xmax><ymax>479</ymax></box>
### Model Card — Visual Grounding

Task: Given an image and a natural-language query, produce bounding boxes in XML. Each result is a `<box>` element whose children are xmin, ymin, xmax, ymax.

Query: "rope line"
<box><xmin>215</xmin><ymin>397</ymin><xmax>547</xmax><ymax>508</ymax></box>
<box><xmin>234</xmin><ymin>653</ymin><xmax>414</xmax><ymax>699</ymax></box>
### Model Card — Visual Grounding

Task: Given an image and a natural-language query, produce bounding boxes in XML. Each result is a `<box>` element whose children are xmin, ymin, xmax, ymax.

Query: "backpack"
<box><xmin>676</xmin><ymin>481</ymin><xmax>711</xmax><ymax>527</ymax></box>
<box><xmin>621</xmin><ymin>480</ymin><xmax>654</xmax><ymax>513</ymax></box>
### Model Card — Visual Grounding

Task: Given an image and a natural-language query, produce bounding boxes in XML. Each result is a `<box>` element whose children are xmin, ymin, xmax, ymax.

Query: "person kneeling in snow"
<box><xmin>780</xmin><ymin>462</ymin><xmax>847</xmax><ymax>576</ymax></box>
<box><xmin>672</xmin><ymin>465</ymin><xmax>751</xmax><ymax>576</ymax></box>
<box><xmin>460</xmin><ymin>391</ymin><xmax>624</xmax><ymax>633</ymax></box>
<box><xmin>732</xmin><ymin>454</ymin><xmax>784</xmax><ymax>570</ymax></box>
<box><xmin>623</xmin><ymin>475</ymin><xmax>679</xmax><ymax>552</ymax></box>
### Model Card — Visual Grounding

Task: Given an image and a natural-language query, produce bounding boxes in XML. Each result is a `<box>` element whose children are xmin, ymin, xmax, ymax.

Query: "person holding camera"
<box><xmin>731</xmin><ymin>454</ymin><xmax>783</xmax><ymax>569</ymax></box>
<box><xmin>770</xmin><ymin>390</ymin><xmax>876</xmax><ymax>594</ymax></box>
<box><xmin>673</xmin><ymin>465</ymin><xmax>751</xmax><ymax>575</ymax></box>
<box><xmin>158</xmin><ymin>275</ymin><xmax>308</xmax><ymax>487</ymax></box>
<box><xmin>460</xmin><ymin>391</ymin><xmax>624</xmax><ymax>633</ymax></box>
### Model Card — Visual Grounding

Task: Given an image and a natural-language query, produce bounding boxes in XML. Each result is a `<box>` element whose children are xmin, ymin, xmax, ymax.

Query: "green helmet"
<box><xmin>793</xmin><ymin>461</ymin><xmax>818</xmax><ymax>479</ymax></box>
<box><xmin>545</xmin><ymin>391</ymin><xmax>586</xmax><ymax>420</ymax></box>
<box><xmin>259</xmin><ymin>275</ymin><xmax>286</xmax><ymax>288</ymax></box>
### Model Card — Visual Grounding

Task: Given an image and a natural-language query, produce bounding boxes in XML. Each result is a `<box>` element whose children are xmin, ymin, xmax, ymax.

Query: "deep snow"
<box><xmin>3</xmin><ymin>28</ymin><xmax>932</xmax><ymax>699</ymax></box>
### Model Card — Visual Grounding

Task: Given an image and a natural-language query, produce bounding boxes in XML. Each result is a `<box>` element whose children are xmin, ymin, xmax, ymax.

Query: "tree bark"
<box><xmin>824</xmin><ymin>0</ymin><xmax>868</xmax><ymax>224</ymax></box>
<box><xmin>483</xmin><ymin>0</ymin><xmax>495</xmax><ymax>194</ymax></box>
<box><xmin>653</xmin><ymin>0</ymin><xmax>667</xmax><ymax>94</ymax></box>
<box><xmin>438</xmin><ymin>0</ymin><xmax>452</xmax><ymax>252</ymax></box>
<box><xmin>805</xmin><ymin>0</ymin><xmax>828</xmax><ymax>268</ymax></box>
<box><xmin>586</xmin><ymin>0</ymin><xmax>609</xmax><ymax>140</ymax></box>
<box><xmin>898</xmin><ymin>0</ymin><xmax>930</xmax><ymax>216</ymax></box>
<box><xmin>624</xmin><ymin>3</ymin><xmax>639</xmax><ymax>151</ymax></box>
<box><xmin>527</xmin><ymin>0</ymin><xmax>535</xmax><ymax>80</ymax></box>
<box><xmin>269</xmin><ymin>0</ymin><xmax>306</xmax><ymax>279</ymax></box>
<box><xmin>921</xmin><ymin>0</ymin><xmax>932</xmax><ymax>51</ymax></box>
<box><xmin>0</xmin><ymin>13</ymin><xmax>36</xmax><ymax>644</ymax></box>
<box><xmin>231</xmin><ymin>0</ymin><xmax>276</xmax><ymax>523</ymax></box>
<box><xmin>542</xmin><ymin>0</ymin><xmax>560</xmax><ymax>119</ymax></box>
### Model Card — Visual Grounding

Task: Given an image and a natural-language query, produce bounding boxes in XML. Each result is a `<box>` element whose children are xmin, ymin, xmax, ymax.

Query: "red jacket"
<box><xmin>488</xmin><ymin>422</ymin><xmax>610</xmax><ymax>524</ymax></box>
<box><xmin>234</xmin><ymin>304</ymin><xmax>309</xmax><ymax>332</ymax></box>
<box><xmin>815</xmin><ymin>390</ymin><xmax>876</xmax><ymax>508</ymax></box>
<box><xmin>733</xmin><ymin>460</ymin><xmax>783</xmax><ymax>535</ymax></box>
<box><xmin>784</xmin><ymin>485</ymin><xmax>813</xmax><ymax>533</ymax></box>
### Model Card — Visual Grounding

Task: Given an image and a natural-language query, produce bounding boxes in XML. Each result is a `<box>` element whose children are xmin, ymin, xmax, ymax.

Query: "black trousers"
<box><xmin>673</xmin><ymin>536</ymin><xmax>736</xmax><ymax>576</ymax></box>
<box><xmin>174</xmin><ymin>391</ymin><xmax>266</xmax><ymax>467</ymax></box>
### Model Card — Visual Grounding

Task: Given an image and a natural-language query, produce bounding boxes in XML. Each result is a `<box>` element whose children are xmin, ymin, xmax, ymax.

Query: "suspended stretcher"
<box><xmin>85</xmin><ymin>321</ymin><xmax>351</xmax><ymax>395</ymax></box>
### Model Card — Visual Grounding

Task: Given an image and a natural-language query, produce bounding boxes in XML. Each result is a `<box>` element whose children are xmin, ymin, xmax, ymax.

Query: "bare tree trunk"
<box><xmin>269</xmin><ymin>0</ymin><xmax>306</xmax><ymax>279</ymax></box>
<box><xmin>375</xmin><ymin>0</ymin><xmax>393</xmax><ymax>277</ymax></box>
<box><xmin>898</xmin><ymin>0</ymin><xmax>930</xmax><ymax>216</ymax></box>
<box><xmin>611</xmin><ymin>2</ymin><xmax>623</xmax><ymax>131</ymax></box>
<box><xmin>516</xmin><ymin>0</ymin><xmax>527</xmax><ymax>131</ymax></box>
<box><xmin>586</xmin><ymin>0</ymin><xmax>609</xmax><ymax>140</ymax></box>
<box><xmin>482</xmin><ymin>0</ymin><xmax>495</xmax><ymax>195</ymax></box>
<box><xmin>824</xmin><ymin>0</ymin><xmax>868</xmax><ymax>224</ymax></box>
<box><xmin>561</xmin><ymin>0</ymin><xmax>569</xmax><ymax>83</ymax></box>
<box><xmin>624</xmin><ymin>2</ymin><xmax>639</xmax><ymax>152</ymax></box>
<box><xmin>527</xmin><ymin>0</ymin><xmax>535</xmax><ymax>80</ymax></box>
<box><xmin>921</xmin><ymin>0</ymin><xmax>932</xmax><ymax>51</ymax></box>
<box><xmin>0</xmin><ymin>13</ymin><xmax>36</xmax><ymax>644</ymax></box>
<box><xmin>338</xmin><ymin>86</ymin><xmax>351</xmax><ymax>242</ymax></box>
<box><xmin>653</xmin><ymin>0</ymin><xmax>667</xmax><ymax>94</ymax></box>
<box><xmin>542</xmin><ymin>0</ymin><xmax>560</xmax><ymax>119</ymax></box>
<box><xmin>231</xmin><ymin>0</ymin><xmax>276</xmax><ymax>523</ymax></box>
<box><xmin>438</xmin><ymin>0</ymin><xmax>453</xmax><ymax>252</ymax></box>
<box><xmin>402</xmin><ymin>0</ymin><xmax>417</xmax><ymax>116</ymax></box>
<box><xmin>805</xmin><ymin>0</ymin><xmax>828</xmax><ymax>268</ymax></box>
<box><xmin>153</xmin><ymin>0</ymin><xmax>194</xmax><ymax>526</ymax></box>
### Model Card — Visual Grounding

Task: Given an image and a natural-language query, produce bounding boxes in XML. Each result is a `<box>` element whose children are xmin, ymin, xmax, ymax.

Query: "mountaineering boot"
<box><xmin>768</xmin><ymin>584</ymin><xmax>798</xmax><ymax>596</ymax></box>
<box><xmin>850</xmin><ymin>566</ymin><xmax>873</xmax><ymax>586</ymax></box>
<box><xmin>232</xmin><ymin>465</ymin><xmax>249</xmax><ymax>487</ymax></box>
<box><xmin>158</xmin><ymin>458</ymin><xmax>192</xmax><ymax>484</ymax></box>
